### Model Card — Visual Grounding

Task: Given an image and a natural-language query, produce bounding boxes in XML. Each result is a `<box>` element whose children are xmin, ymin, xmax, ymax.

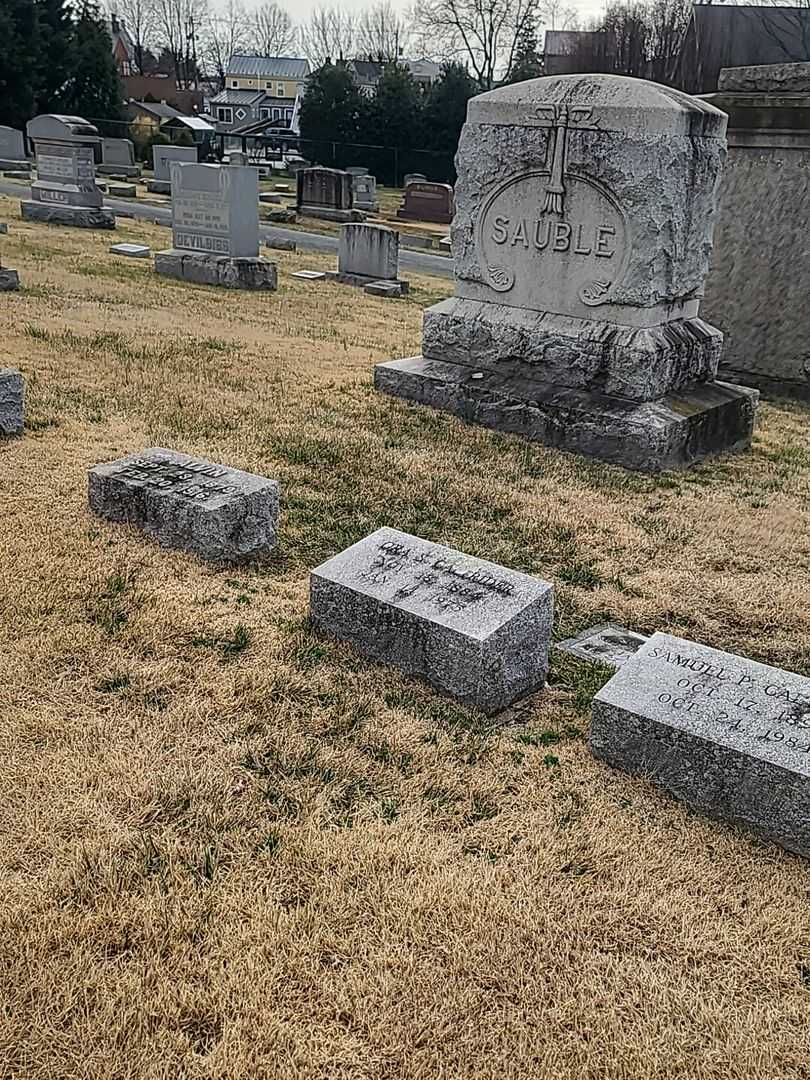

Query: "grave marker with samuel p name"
<box><xmin>310</xmin><ymin>527</ymin><xmax>553</xmax><ymax>714</ymax></box>
<box><xmin>592</xmin><ymin>632</ymin><xmax>810</xmax><ymax>856</ymax></box>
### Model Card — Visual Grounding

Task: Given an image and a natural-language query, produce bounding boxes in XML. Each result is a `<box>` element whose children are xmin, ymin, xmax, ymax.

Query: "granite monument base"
<box><xmin>297</xmin><ymin>204</ymin><xmax>364</xmax><ymax>223</ymax></box>
<box><xmin>0</xmin><ymin>368</ymin><xmax>24</xmax><ymax>436</ymax></box>
<box><xmin>155</xmin><ymin>250</ymin><xmax>278</xmax><ymax>291</ymax></box>
<box><xmin>0</xmin><ymin>269</ymin><xmax>20</xmax><ymax>291</ymax></box>
<box><xmin>375</xmin><ymin>356</ymin><xmax>759</xmax><ymax>473</ymax></box>
<box><xmin>97</xmin><ymin>164</ymin><xmax>140</xmax><ymax>178</ymax></box>
<box><xmin>0</xmin><ymin>159</ymin><xmax>29</xmax><ymax>171</ymax></box>
<box><xmin>20</xmin><ymin>200</ymin><xmax>115</xmax><ymax>229</ymax></box>
<box><xmin>145</xmin><ymin>180</ymin><xmax>172</xmax><ymax>195</ymax></box>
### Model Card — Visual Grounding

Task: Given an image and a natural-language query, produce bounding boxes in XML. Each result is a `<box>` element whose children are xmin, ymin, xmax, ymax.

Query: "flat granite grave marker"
<box><xmin>110</xmin><ymin>242</ymin><xmax>150</xmax><ymax>258</ymax></box>
<box><xmin>376</xmin><ymin>74</ymin><xmax>759</xmax><ymax>472</ymax></box>
<box><xmin>556</xmin><ymin>622</ymin><xmax>648</xmax><ymax>669</ymax></box>
<box><xmin>0</xmin><ymin>369</ymin><xmax>24</xmax><ymax>436</ymax></box>
<box><xmin>22</xmin><ymin>114</ymin><xmax>114</xmax><ymax>229</ymax></box>
<box><xmin>155</xmin><ymin>163</ymin><xmax>277</xmax><ymax>290</ymax></box>
<box><xmin>0</xmin><ymin>267</ymin><xmax>21</xmax><ymax>290</ymax></box>
<box><xmin>88</xmin><ymin>447</ymin><xmax>280</xmax><ymax>562</ymax></box>
<box><xmin>310</xmin><ymin>527</ymin><xmax>554</xmax><ymax>715</ymax></box>
<box><xmin>329</xmin><ymin>223</ymin><xmax>407</xmax><ymax>291</ymax></box>
<box><xmin>292</xmin><ymin>269</ymin><xmax>325</xmax><ymax>280</ymax></box>
<box><xmin>591</xmin><ymin>632</ymin><xmax>810</xmax><ymax>856</ymax></box>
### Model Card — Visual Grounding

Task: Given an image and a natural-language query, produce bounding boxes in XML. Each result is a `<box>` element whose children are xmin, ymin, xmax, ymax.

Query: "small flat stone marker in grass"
<box><xmin>89</xmin><ymin>447</ymin><xmax>280</xmax><ymax>563</ymax></box>
<box><xmin>266</xmin><ymin>237</ymin><xmax>296</xmax><ymax>252</ymax></box>
<box><xmin>0</xmin><ymin>268</ymin><xmax>20</xmax><ymax>290</ymax></box>
<box><xmin>364</xmin><ymin>280</ymin><xmax>404</xmax><ymax>298</ymax></box>
<box><xmin>0</xmin><ymin>369</ymin><xmax>24</xmax><ymax>435</ymax></box>
<box><xmin>591</xmin><ymin>632</ymin><xmax>810</xmax><ymax>856</ymax></box>
<box><xmin>110</xmin><ymin>242</ymin><xmax>150</xmax><ymax>258</ymax></box>
<box><xmin>310</xmin><ymin>527</ymin><xmax>554</xmax><ymax>715</ymax></box>
<box><xmin>108</xmin><ymin>183</ymin><xmax>137</xmax><ymax>198</ymax></box>
<box><xmin>292</xmin><ymin>270</ymin><xmax>325</xmax><ymax>280</ymax></box>
<box><xmin>556</xmin><ymin>622</ymin><xmax>648</xmax><ymax>669</ymax></box>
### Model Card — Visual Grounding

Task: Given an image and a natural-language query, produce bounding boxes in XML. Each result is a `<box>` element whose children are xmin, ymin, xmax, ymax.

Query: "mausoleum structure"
<box><xmin>376</xmin><ymin>74</ymin><xmax>759</xmax><ymax>472</ymax></box>
<box><xmin>22</xmin><ymin>114</ymin><xmax>114</xmax><ymax>229</ymax></box>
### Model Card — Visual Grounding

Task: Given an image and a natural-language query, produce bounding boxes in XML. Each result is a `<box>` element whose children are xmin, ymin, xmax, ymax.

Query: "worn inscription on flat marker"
<box><xmin>0</xmin><ymin>369</ymin><xmax>24</xmax><ymax>437</ymax></box>
<box><xmin>89</xmin><ymin>447</ymin><xmax>280</xmax><ymax>563</ymax></box>
<box><xmin>310</xmin><ymin>527</ymin><xmax>553</xmax><ymax>715</ymax></box>
<box><xmin>592</xmin><ymin>632</ymin><xmax>810</xmax><ymax>856</ymax></box>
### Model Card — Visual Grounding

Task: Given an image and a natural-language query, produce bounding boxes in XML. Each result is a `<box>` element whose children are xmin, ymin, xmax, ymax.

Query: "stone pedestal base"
<box><xmin>375</xmin><ymin>356</ymin><xmax>759</xmax><ymax>473</ymax></box>
<box><xmin>326</xmin><ymin>270</ymin><xmax>409</xmax><ymax>293</ymax></box>
<box><xmin>0</xmin><ymin>269</ymin><xmax>20</xmax><ymax>291</ymax></box>
<box><xmin>297</xmin><ymin>204</ymin><xmax>364</xmax><ymax>222</ymax></box>
<box><xmin>97</xmin><ymin>165</ymin><xmax>140</xmax><ymax>178</ymax></box>
<box><xmin>155</xmin><ymin>250</ymin><xmax>278</xmax><ymax>290</ymax></box>
<box><xmin>20</xmin><ymin>201</ymin><xmax>115</xmax><ymax>229</ymax></box>
<box><xmin>0</xmin><ymin>368</ymin><xmax>24</xmax><ymax>437</ymax></box>
<box><xmin>145</xmin><ymin>180</ymin><xmax>171</xmax><ymax>195</ymax></box>
<box><xmin>0</xmin><ymin>158</ymin><xmax>29</xmax><ymax>171</ymax></box>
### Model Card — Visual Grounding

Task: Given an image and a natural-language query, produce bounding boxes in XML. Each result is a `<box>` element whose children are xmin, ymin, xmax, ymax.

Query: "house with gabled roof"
<box><xmin>210</xmin><ymin>54</ymin><xmax>310</xmax><ymax>136</ymax></box>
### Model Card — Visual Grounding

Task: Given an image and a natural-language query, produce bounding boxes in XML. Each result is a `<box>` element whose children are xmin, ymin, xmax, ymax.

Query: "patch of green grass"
<box><xmin>191</xmin><ymin>623</ymin><xmax>252</xmax><ymax>660</ymax></box>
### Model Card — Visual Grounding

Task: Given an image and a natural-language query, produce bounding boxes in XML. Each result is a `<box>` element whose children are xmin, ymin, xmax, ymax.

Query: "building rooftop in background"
<box><xmin>129</xmin><ymin>100</ymin><xmax>182</xmax><ymax>121</ymax></box>
<box><xmin>543</xmin><ymin>30</ymin><xmax>606</xmax><ymax>76</ymax></box>
<box><xmin>674</xmin><ymin>4</ymin><xmax>810</xmax><ymax>93</ymax></box>
<box><xmin>226</xmin><ymin>55</ymin><xmax>310</xmax><ymax>80</ymax></box>
<box><xmin>346</xmin><ymin>59</ymin><xmax>442</xmax><ymax>92</ymax></box>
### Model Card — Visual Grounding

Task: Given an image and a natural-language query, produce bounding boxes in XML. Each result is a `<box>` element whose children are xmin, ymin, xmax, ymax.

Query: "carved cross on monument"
<box><xmin>535</xmin><ymin>105</ymin><xmax>596</xmax><ymax>215</ymax></box>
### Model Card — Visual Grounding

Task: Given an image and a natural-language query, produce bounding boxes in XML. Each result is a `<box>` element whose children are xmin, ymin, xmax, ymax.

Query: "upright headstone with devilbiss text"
<box><xmin>376</xmin><ymin>75</ymin><xmax>758</xmax><ymax>472</ymax></box>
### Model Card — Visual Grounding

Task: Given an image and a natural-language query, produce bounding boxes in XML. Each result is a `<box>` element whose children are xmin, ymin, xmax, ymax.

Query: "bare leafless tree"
<box><xmin>412</xmin><ymin>0</ymin><xmax>538</xmax><ymax>89</ymax></box>
<box><xmin>152</xmin><ymin>0</ymin><xmax>209</xmax><ymax>87</ymax></box>
<box><xmin>108</xmin><ymin>0</ymin><xmax>156</xmax><ymax>74</ymax></box>
<box><xmin>202</xmin><ymin>0</ymin><xmax>250</xmax><ymax>88</ymax></box>
<box><xmin>537</xmin><ymin>0</ymin><xmax>577</xmax><ymax>32</ymax></box>
<box><xmin>299</xmin><ymin>5</ymin><xmax>357</xmax><ymax>66</ymax></box>
<box><xmin>357</xmin><ymin>1</ymin><xmax>411</xmax><ymax>61</ymax></box>
<box><xmin>250</xmin><ymin>0</ymin><xmax>297</xmax><ymax>57</ymax></box>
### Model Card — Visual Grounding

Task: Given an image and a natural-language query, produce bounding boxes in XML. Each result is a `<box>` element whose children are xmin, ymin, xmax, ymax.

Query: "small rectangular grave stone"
<box><xmin>0</xmin><ymin>268</ymin><xmax>21</xmax><ymax>290</ymax></box>
<box><xmin>397</xmin><ymin>182</ymin><xmax>454</xmax><ymax>225</ymax></box>
<box><xmin>110</xmin><ymin>242</ymin><xmax>150</xmax><ymax>258</ymax></box>
<box><xmin>350</xmin><ymin>173</ymin><xmax>379</xmax><ymax>212</ymax></box>
<box><xmin>310</xmin><ymin>527</ymin><xmax>554</xmax><ymax>715</ymax></box>
<box><xmin>292</xmin><ymin>269</ymin><xmax>325</xmax><ymax>280</ymax></box>
<box><xmin>0</xmin><ymin>125</ymin><xmax>26</xmax><ymax>163</ymax></box>
<box><xmin>297</xmin><ymin>167</ymin><xmax>360</xmax><ymax>223</ymax></box>
<box><xmin>330</xmin><ymin>223</ymin><xmax>408</xmax><ymax>291</ymax></box>
<box><xmin>591</xmin><ymin>632</ymin><xmax>810</xmax><ymax>856</ymax></box>
<box><xmin>556</xmin><ymin>623</ymin><xmax>648</xmax><ymax>669</ymax></box>
<box><xmin>88</xmin><ymin>447</ymin><xmax>280</xmax><ymax>562</ymax></box>
<box><xmin>266</xmin><ymin>237</ymin><xmax>296</xmax><ymax>252</ymax></box>
<box><xmin>364</xmin><ymin>280</ymin><xmax>404</xmax><ymax>298</ymax></box>
<box><xmin>108</xmin><ymin>183</ymin><xmax>137</xmax><ymax>198</ymax></box>
<box><xmin>145</xmin><ymin>179</ymin><xmax>172</xmax><ymax>195</ymax></box>
<box><xmin>99</xmin><ymin>138</ymin><xmax>139</xmax><ymax>177</ymax></box>
<box><xmin>0</xmin><ymin>369</ymin><xmax>24</xmax><ymax>435</ymax></box>
<box><xmin>153</xmin><ymin>145</ymin><xmax>197</xmax><ymax>182</ymax></box>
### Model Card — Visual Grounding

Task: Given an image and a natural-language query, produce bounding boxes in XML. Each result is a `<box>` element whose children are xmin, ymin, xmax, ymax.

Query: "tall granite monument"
<box><xmin>22</xmin><ymin>115</ymin><xmax>114</xmax><ymax>229</ymax></box>
<box><xmin>154</xmin><ymin>163</ymin><xmax>277</xmax><ymax>289</ymax></box>
<box><xmin>376</xmin><ymin>75</ymin><xmax>759</xmax><ymax>472</ymax></box>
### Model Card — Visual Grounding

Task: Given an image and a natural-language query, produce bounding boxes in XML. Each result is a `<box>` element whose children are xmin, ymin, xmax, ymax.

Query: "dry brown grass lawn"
<box><xmin>1</xmin><ymin>193</ymin><xmax>810</xmax><ymax>1080</ymax></box>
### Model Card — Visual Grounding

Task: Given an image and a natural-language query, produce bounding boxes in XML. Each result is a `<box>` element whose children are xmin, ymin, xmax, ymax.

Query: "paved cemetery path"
<box><xmin>0</xmin><ymin>179</ymin><xmax>454</xmax><ymax>280</ymax></box>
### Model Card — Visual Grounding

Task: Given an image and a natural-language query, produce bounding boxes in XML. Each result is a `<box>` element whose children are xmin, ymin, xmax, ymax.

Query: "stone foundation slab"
<box><xmin>20</xmin><ymin>201</ymin><xmax>115</xmax><ymax>229</ymax></box>
<box><xmin>154</xmin><ymin>250</ymin><xmax>278</xmax><ymax>290</ymax></box>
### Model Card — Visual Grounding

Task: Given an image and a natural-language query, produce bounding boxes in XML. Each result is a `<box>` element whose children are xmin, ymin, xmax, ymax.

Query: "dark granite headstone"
<box><xmin>397</xmin><ymin>182</ymin><xmax>454</xmax><ymax>224</ymax></box>
<box><xmin>296</xmin><ymin>167</ymin><xmax>357</xmax><ymax>223</ymax></box>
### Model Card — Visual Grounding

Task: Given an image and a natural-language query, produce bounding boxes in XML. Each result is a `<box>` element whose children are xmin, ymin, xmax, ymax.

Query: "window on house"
<box><xmin>266</xmin><ymin>82</ymin><xmax>272</xmax><ymax>90</ymax></box>
<box><xmin>285</xmin><ymin>109</ymin><xmax>292</xmax><ymax>121</ymax></box>
<box><xmin>231</xmin><ymin>80</ymin><xmax>238</xmax><ymax>88</ymax></box>
<box><xmin>260</xmin><ymin>108</ymin><xmax>271</xmax><ymax>120</ymax></box>
<box><xmin>277</xmin><ymin>82</ymin><xmax>285</xmax><ymax>97</ymax></box>
<box><xmin>217</xmin><ymin>107</ymin><xmax>233</xmax><ymax>123</ymax></box>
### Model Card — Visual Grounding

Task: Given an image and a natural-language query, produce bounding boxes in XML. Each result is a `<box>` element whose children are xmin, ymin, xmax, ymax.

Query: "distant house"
<box><xmin>161</xmin><ymin>114</ymin><xmax>215</xmax><ymax>150</ymax></box>
<box><xmin>674</xmin><ymin>5</ymin><xmax>810</xmax><ymax>93</ymax></box>
<box><xmin>543</xmin><ymin>31</ymin><xmax>607</xmax><ymax>76</ymax></box>
<box><xmin>345</xmin><ymin>59</ymin><xmax>442</xmax><ymax>95</ymax></box>
<box><xmin>210</xmin><ymin>55</ymin><xmax>310</xmax><ymax>136</ymax></box>
<box><xmin>127</xmin><ymin>100</ymin><xmax>182</xmax><ymax>139</ymax></box>
<box><xmin>121</xmin><ymin>75</ymin><xmax>204</xmax><ymax>114</ymax></box>
<box><xmin>108</xmin><ymin>15</ymin><xmax>136</xmax><ymax>76</ymax></box>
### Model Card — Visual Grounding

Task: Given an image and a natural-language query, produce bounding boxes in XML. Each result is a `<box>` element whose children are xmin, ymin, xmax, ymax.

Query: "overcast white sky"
<box><xmin>283</xmin><ymin>0</ymin><xmax>608</xmax><ymax>32</ymax></box>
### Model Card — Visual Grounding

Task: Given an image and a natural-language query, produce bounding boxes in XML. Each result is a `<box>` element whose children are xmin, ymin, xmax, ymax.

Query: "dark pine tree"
<box><xmin>362</xmin><ymin>63</ymin><xmax>425</xmax><ymax>183</ymax></box>
<box><xmin>35</xmin><ymin>0</ymin><xmax>74</xmax><ymax>113</ymax></box>
<box><xmin>506</xmin><ymin>22</ymin><xmax>544</xmax><ymax>84</ymax></box>
<box><xmin>58</xmin><ymin>1</ymin><xmax>124</xmax><ymax>129</ymax></box>
<box><xmin>423</xmin><ymin>63</ymin><xmax>478</xmax><ymax>182</ymax></box>
<box><xmin>299</xmin><ymin>63</ymin><xmax>368</xmax><ymax>168</ymax></box>
<box><xmin>0</xmin><ymin>0</ymin><xmax>39</xmax><ymax>129</ymax></box>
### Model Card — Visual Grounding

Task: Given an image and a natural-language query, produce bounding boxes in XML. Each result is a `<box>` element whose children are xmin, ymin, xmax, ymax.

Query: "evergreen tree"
<box><xmin>506</xmin><ymin>21</ymin><xmax>544</xmax><ymax>83</ymax></box>
<box><xmin>365</xmin><ymin>63</ymin><xmax>424</xmax><ymax>149</ymax></box>
<box><xmin>423</xmin><ymin>63</ymin><xmax>477</xmax><ymax>180</ymax></box>
<box><xmin>299</xmin><ymin>63</ymin><xmax>368</xmax><ymax>148</ymax></box>
<box><xmin>0</xmin><ymin>0</ymin><xmax>39</xmax><ymax>129</ymax></box>
<box><xmin>58</xmin><ymin>1</ymin><xmax>123</xmax><ymax>127</ymax></box>
<box><xmin>35</xmin><ymin>0</ymin><xmax>74</xmax><ymax>113</ymax></box>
